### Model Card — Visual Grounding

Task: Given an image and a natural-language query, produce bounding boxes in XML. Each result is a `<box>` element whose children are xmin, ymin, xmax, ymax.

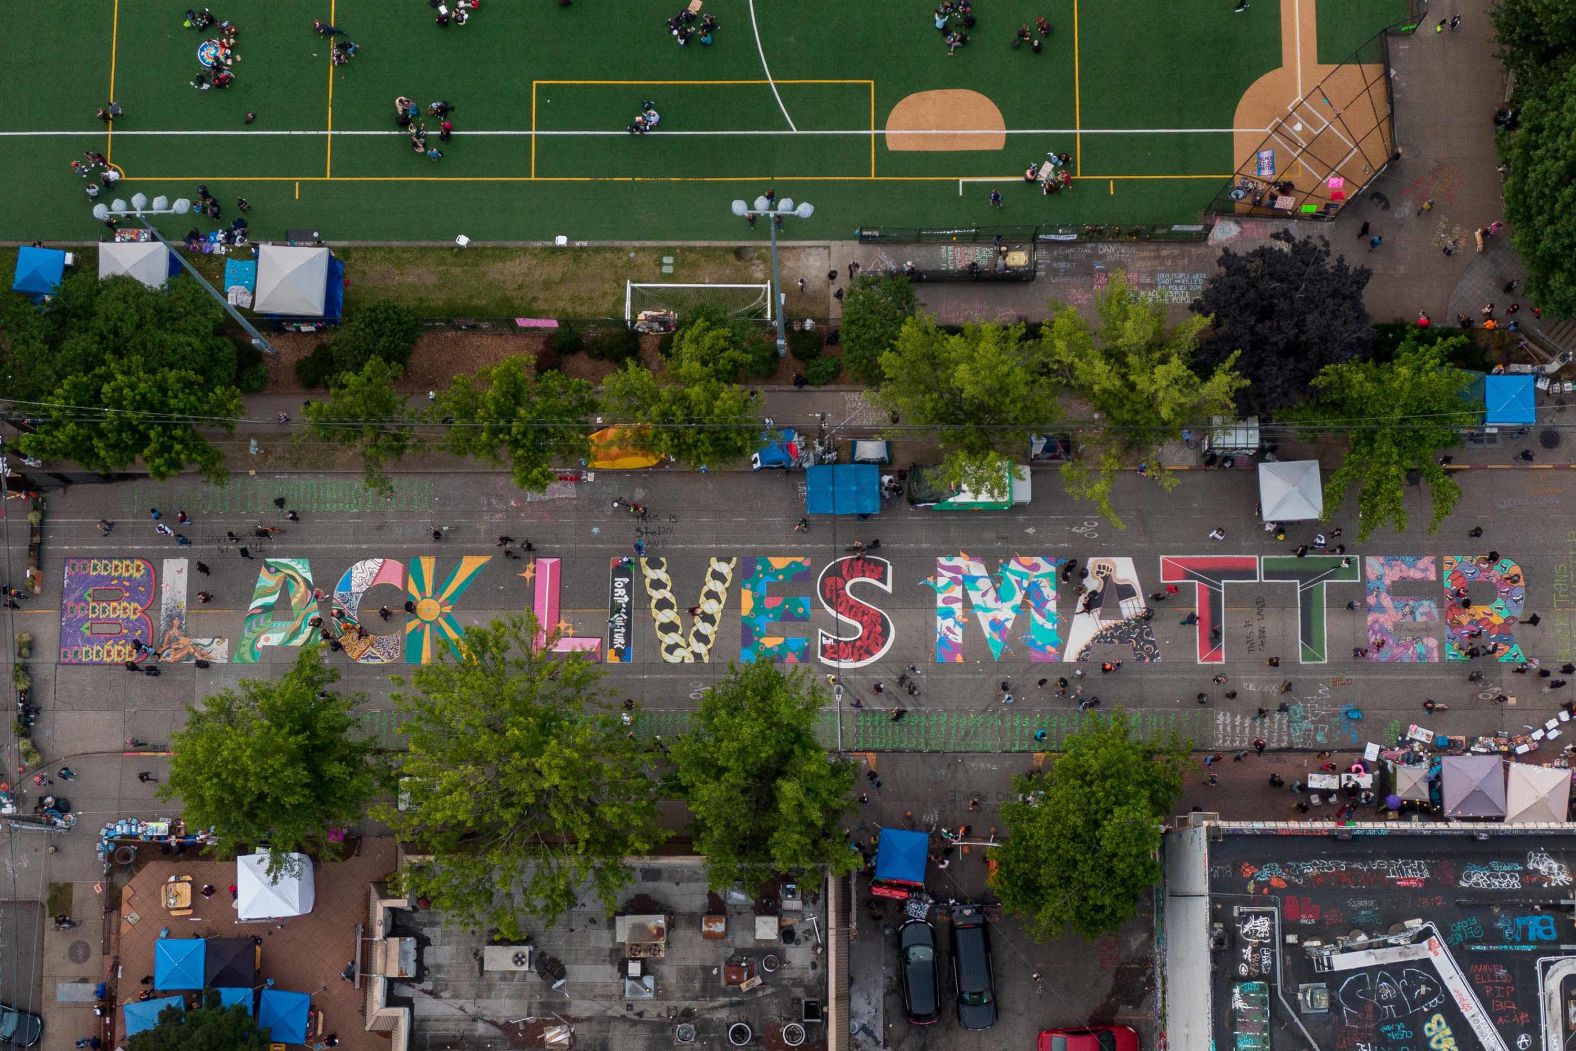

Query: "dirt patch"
<box><xmin>885</xmin><ymin>90</ymin><xmax>1006</xmax><ymax>151</ymax></box>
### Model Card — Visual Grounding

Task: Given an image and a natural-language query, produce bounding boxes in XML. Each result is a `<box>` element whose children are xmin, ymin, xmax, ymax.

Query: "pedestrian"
<box><xmin>1469</xmin><ymin>526</ymin><xmax>1483</xmax><ymax>537</ymax></box>
<box><xmin>149</xmin><ymin>507</ymin><xmax>161</xmax><ymax>520</ymax></box>
<box><xmin>1423</xmin><ymin>699</ymin><xmax>1438</xmax><ymax>712</ymax></box>
<box><xmin>1254</xmin><ymin>738</ymin><xmax>1266</xmax><ymax>755</ymax></box>
<box><xmin>1266</xmin><ymin>656</ymin><xmax>1281</xmax><ymax>668</ymax></box>
<box><xmin>890</xmin><ymin>707</ymin><xmax>908</xmax><ymax>722</ymax></box>
<box><xmin>195</xmin><ymin>561</ymin><xmax>209</xmax><ymax>575</ymax></box>
<box><xmin>1527</xmin><ymin>613</ymin><xmax>1542</xmax><ymax>626</ymax></box>
<box><xmin>1358</xmin><ymin>220</ymin><xmax>1370</xmax><ymax>237</ymax></box>
<box><xmin>196</xmin><ymin>591</ymin><xmax>212</xmax><ymax>604</ymax></box>
<box><xmin>1449</xmin><ymin>14</ymin><xmax>1461</xmax><ymax>29</ymax></box>
<box><xmin>176</xmin><ymin>510</ymin><xmax>188</xmax><ymax>524</ymax></box>
<box><xmin>1208</xmin><ymin>526</ymin><xmax>1226</xmax><ymax>541</ymax></box>
<box><xmin>1369</xmin><ymin>234</ymin><xmax>1383</xmax><ymax>252</ymax></box>
<box><xmin>431</xmin><ymin>528</ymin><xmax>443</xmax><ymax>542</ymax></box>
<box><xmin>137</xmin><ymin>771</ymin><xmax>157</xmax><ymax>783</ymax></box>
<box><xmin>989</xmin><ymin>188</ymin><xmax>1003</xmax><ymax>208</ymax></box>
<box><xmin>404</xmin><ymin>600</ymin><xmax>416</xmax><ymax>614</ymax></box>
<box><xmin>238</xmin><ymin>546</ymin><xmax>252</xmax><ymax>559</ymax></box>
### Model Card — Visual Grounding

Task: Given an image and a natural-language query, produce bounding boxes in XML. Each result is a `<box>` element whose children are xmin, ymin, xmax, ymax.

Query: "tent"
<box><xmin>11</xmin><ymin>245</ymin><xmax>65</xmax><ymax>298</ymax></box>
<box><xmin>872</xmin><ymin>828</ymin><xmax>928</xmax><ymax>900</ymax></box>
<box><xmin>237</xmin><ymin>852</ymin><xmax>316</xmax><ymax>920</ymax></box>
<box><xmin>806</xmin><ymin>464</ymin><xmax>879</xmax><ymax>516</ymax></box>
<box><xmin>253</xmin><ymin>245</ymin><xmax>344</xmax><ymax>319</ymax></box>
<box><xmin>850</xmin><ymin>439</ymin><xmax>892</xmax><ymax>465</ymax></box>
<box><xmin>1258</xmin><ymin>460</ymin><xmax>1323</xmax><ymax>522</ymax></box>
<box><xmin>588</xmin><ymin>427</ymin><xmax>662</xmax><ymax>470</ymax></box>
<box><xmin>751</xmin><ymin>428</ymin><xmax>800</xmax><ymax>470</ymax></box>
<box><xmin>1392</xmin><ymin>764</ymin><xmax>1431</xmax><ymax>803</ymax></box>
<box><xmin>155</xmin><ymin>937</ymin><xmax>207</xmax><ymax>990</ymax></box>
<box><xmin>123</xmin><ymin>996</ymin><xmax>185</xmax><ymax>1036</ymax></box>
<box><xmin>1484</xmin><ymin>374</ymin><xmax>1536</xmax><ymax>426</ymax></box>
<box><xmin>1442</xmin><ymin>755</ymin><xmax>1506</xmax><ymax>818</ymax></box>
<box><xmin>204</xmin><ymin>937</ymin><xmax>256</xmax><ymax>987</ymax></box>
<box><xmin>1504</xmin><ymin>764</ymin><xmax>1571</xmax><ymax>823</ymax></box>
<box><xmin>258</xmin><ymin>988</ymin><xmax>311</xmax><ymax>1045</ymax></box>
<box><xmin>214</xmin><ymin>987</ymin><xmax>255</xmax><ymax>1015</ymax></box>
<box><xmin>99</xmin><ymin>240</ymin><xmax>174</xmax><ymax>288</ymax></box>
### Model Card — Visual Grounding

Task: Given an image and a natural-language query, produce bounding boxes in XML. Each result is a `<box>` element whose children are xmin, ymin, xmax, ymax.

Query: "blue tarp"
<box><xmin>874</xmin><ymin>828</ymin><xmax>928</xmax><ymax>886</ymax></box>
<box><xmin>805</xmin><ymin>464</ymin><xmax>879</xmax><ymax>516</ymax></box>
<box><xmin>123</xmin><ymin>996</ymin><xmax>185</xmax><ymax>1036</ymax></box>
<box><xmin>1485</xmin><ymin>373</ymin><xmax>1536</xmax><ymax>425</ymax></box>
<box><xmin>323</xmin><ymin>255</ymin><xmax>345</xmax><ymax>320</ymax></box>
<box><xmin>155</xmin><ymin>937</ymin><xmax>206</xmax><ymax>991</ymax></box>
<box><xmin>258</xmin><ymin>988</ymin><xmax>311</xmax><ymax>1045</ymax></box>
<box><xmin>11</xmin><ymin>246</ymin><xmax>65</xmax><ymax>296</ymax></box>
<box><xmin>223</xmin><ymin>257</ymin><xmax>257</xmax><ymax>295</ymax></box>
<box><xmin>752</xmin><ymin>428</ymin><xmax>799</xmax><ymax>470</ymax></box>
<box><xmin>214</xmin><ymin>988</ymin><xmax>255</xmax><ymax>1015</ymax></box>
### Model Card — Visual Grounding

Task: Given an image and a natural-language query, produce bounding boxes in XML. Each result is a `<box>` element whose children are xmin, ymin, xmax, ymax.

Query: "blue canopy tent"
<box><xmin>155</xmin><ymin>937</ymin><xmax>206</xmax><ymax>991</ymax></box>
<box><xmin>214</xmin><ymin>987</ymin><xmax>255</xmax><ymax>1015</ymax></box>
<box><xmin>1484</xmin><ymin>374</ymin><xmax>1536</xmax><ymax>426</ymax></box>
<box><xmin>751</xmin><ymin>428</ymin><xmax>800</xmax><ymax>471</ymax></box>
<box><xmin>123</xmin><ymin>996</ymin><xmax>185</xmax><ymax>1036</ymax></box>
<box><xmin>872</xmin><ymin>827</ymin><xmax>928</xmax><ymax>899</ymax></box>
<box><xmin>11</xmin><ymin>246</ymin><xmax>65</xmax><ymax>299</ymax></box>
<box><xmin>258</xmin><ymin>988</ymin><xmax>311</xmax><ymax>1045</ymax></box>
<box><xmin>805</xmin><ymin>464</ymin><xmax>879</xmax><ymax>517</ymax></box>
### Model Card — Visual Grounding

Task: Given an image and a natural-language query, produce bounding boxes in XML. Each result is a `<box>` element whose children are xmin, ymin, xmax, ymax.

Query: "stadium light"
<box><xmin>94</xmin><ymin>196</ymin><xmax>274</xmax><ymax>355</ymax></box>
<box><xmin>732</xmin><ymin>195</ymin><xmax>815</xmax><ymax>358</ymax></box>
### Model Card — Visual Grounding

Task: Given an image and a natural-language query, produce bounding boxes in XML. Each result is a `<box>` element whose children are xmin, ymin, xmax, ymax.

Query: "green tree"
<box><xmin>874</xmin><ymin>316</ymin><xmax>1061</xmax><ymax>498</ymax></box>
<box><xmin>128</xmin><ymin>993</ymin><xmax>270</xmax><ymax>1051</ymax></box>
<box><xmin>1048</xmin><ymin>275</ymin><xmax>1245</xmax><ymax>527</ymax></box>
<box><xmin>840</xmin><ymin>275</ymin><xmax>917</xmax><ymax>384</ymax></box>
<box><xmin>435</xmin><ymin>356</ymin><xmax>597</xmax><ymax>490</ymax></box>
<box><xmin>1295</xmin><ymin>337</ymin><xmax>1477</xmax><ymax>540</ymax></box>
<box><xmin>379</xmin><ymin>617</ymin><xmax>662</xmax><ymax>935</ymax></box>
<box><xmin>602</xmin><ymin>362</ymin><xmax>758</xmax><ymax>468</ymax></box>
<box><xmin>1491</xmin><ymin>0</ymin><xmax>1576</xmax><ymax>84</ymax></box>
<box><xmin>667</xmin><ymin>306</ymin><xmax>776</xmax><ymax>382</ymax></box>
<box><xmin>18</xmin><ymin>367</ymin><xmax>241</xmax><ymax>481</ymax></box>
<box><xmin>670</xmin><ymin>663</ymin><xmax>856</xmax><ymax>890</ymax></box>
<box><xmin>331</xmin><ymin>301</ymin><xmax>423</xmax><ymax>374</ymax></box>
<box><xmin>993</xmin><ymin>711</ymin><xmax>1186</xmax><ymax>940</ymax></box>
<box><xmin>303</xmin><ymin>358</ymin><xmax>417</xmax><ymax>493</ymax></box>
<box><xmin>162</xmin><ymin>649</ymin><xmax>378</xmax><ymax>875</ymax></box>
<box><xmin>1503</xmin><ymin>62</ymin><xmax>1576</xmax><ymax>316</ymax></box>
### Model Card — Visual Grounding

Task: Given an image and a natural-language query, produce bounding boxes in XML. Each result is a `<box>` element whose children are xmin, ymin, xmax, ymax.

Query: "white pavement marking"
<box><xmin>0</xmin><ymin>126</ymin><xmax>1272</xmax><ymax>138</ymax></box>
<box><xmin>747</xmin><ymin>0</ymin><xmax>797</xmax><ymax>132</ymax></box>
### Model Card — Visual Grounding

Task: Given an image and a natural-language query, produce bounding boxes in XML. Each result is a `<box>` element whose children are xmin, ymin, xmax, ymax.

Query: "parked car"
<box><xmin>898</xmin><ymin>920</ymin><xmax>941</xmax><ymax>1025</ymax></box>
<box><xmin>949</xmin><ymin>904</ymin><xmax>996</xmax><ymax>1030</ymax></box>
<box><xmin>1038</xmin><ymin>1024</ymin><xmax>1140</xmax><ymax>1051</ymax></box>
<box><xmin>0</xmin><ymin>1003</ymin><xmax>42</xmax><ymax>1048</ymax></box>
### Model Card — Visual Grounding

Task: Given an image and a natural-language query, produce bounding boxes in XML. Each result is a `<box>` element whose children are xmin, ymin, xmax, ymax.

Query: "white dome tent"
<box><xmin>236</xmin><ymin>852</ymin><xmax>316</xmax><ymax>920</ymax></box>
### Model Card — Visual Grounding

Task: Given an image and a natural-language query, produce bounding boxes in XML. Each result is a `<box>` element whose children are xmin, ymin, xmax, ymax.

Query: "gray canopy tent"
<box><xmin>1257</xmin><ymin>460</ymin><xmax>1323</xmax><ymax>522</ymax></box>
<box><xmin>1442</xmin><ymin>755</ymin><xmax>1506</xmax><ymax>819</ymax></box>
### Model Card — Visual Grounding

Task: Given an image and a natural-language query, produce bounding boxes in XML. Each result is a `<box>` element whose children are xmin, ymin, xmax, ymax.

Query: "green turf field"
<box><xmin>0</xmin><ymin>0</ymin><xmax>1404</xmax><ymax>243</ymax></box>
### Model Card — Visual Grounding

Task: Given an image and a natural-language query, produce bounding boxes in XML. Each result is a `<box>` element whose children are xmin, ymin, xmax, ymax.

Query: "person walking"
<box><xmin>1208</xmin><ymin>526</ymin><xmax>1226</xmax><ymax>540</ymax></box>
<box><xmin>989</xmin><ymin>188</ymin><xmax>1003</xmax><ymax>208</ymax></box>
<box><xmin>137</xmin><ymin>771</ymin><xmax>157</xmax><ymax>783</ymax></box>
<box><xmin>1369</xmin><ymin>234</ymin><xmax>1383</xmax><ymax>252</ymax></box>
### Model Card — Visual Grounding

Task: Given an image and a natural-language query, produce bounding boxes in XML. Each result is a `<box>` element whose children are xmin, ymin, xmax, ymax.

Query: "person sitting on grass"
<box><xmin>627</xmin><ymin>115</ymin><xmax>651</xmax><ymax>135</ymax></box>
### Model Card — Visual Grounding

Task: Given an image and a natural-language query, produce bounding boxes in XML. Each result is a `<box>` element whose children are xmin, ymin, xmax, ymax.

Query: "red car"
<box><xmin>1038</xmin><ymin>1025</ymin><xmax>1139</xmax><ymax>1051</ymax></box>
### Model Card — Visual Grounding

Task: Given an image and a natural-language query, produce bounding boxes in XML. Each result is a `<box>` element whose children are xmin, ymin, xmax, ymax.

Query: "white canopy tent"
<box><xmin>1257</xmin><ymin>460</ymin><xmax>1323</xmax><ymax>522</ymax></box>
<box><xmin>253</xmin><ymin>245</ymin><xmax>329</xmax><ymax>316</ymax></box>
<box><xmin>98</xmin><ymin>240</ymin><xmax>171</xmax><ymax>289</ymax></box>
<box><xmin>1393</xmin><ymin>764</ymin><xmax>1431</xmax><ymax>802</ymax></box>
<box><xmin>236</xmin><ymin>852</ymin><xmax>316</xmax><ymax>920</ymax></box>
<box><xmin>1504</xmin><ymin>764</ymin><xmax>1571</xmax><ymax>823</ymax></box>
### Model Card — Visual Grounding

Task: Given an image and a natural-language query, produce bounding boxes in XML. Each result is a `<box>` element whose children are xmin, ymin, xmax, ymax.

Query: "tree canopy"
<box><xmin>840</xmin><ymin>275</ymin><xmax>918</xmax><ymax>384</ymax></box>
<box><xmin>127</xmin><ymin>994</ymin><xmax>271</xmax><ymax>1051</ymax></box>
<box><xmin>670</xmin><ymin>663</ymin><xmax>856</xmax><ymax>890</ymax></box>
<box><xmin>602</xmin><ymin>361</ymin><xmax>758</xmax><ymax>468</ymax></box>
<box><xmin>379</xmin><ymin>617</ymin><xmax>662</xmax><ymax>936</ymax></box>
<box><xmin>162</xmin><ymin>648</ymin><xmax>378</xmax><ymax>875</ymax></box>
<box><xmin>329</xmin><ymin>300</ymin><xmax>422</xmax><ymax>374</ymax></box>
<box><xmin>6</xmin><ymin>274</ymin><xmax>248</xmax><ymax>480</ymax></box>
<box><xmin>993</xmin><ymin>711</ymin><xmax>1186</xmax><ymax>940</ymax></box>
<box><xmin>435</xmin><ymin>356</ymin><xmax>597</xmax><ymax>491</ymax></box>
<box><xmin>1502</xmin><ymin>61</ymin><xmax>1576</xmax><ymax>316</ymax></box>
<box><xmin>875</xmin><ymin>317</ymin><xmax>1061</xmax><ymax>497</ymax></box>
<box><xmin>1049</xmin><ymin>275</ymin><xmax>1244</xmax><ymax>526</ymax></box>
<box><xmin>1491</xmin><ymin>0</ymin><xmax>1576</xmax><ymax>86</ymax></box>
<box><xmin>1191</xmin><ymin>231</ymin><xmax>1373</xmax><ymax>414</ymax></box>
<box><xmin>303</xmin><ymin>358</ymin><xmax>417</xmax><ymax>493</ymax></box>
<box><xmin>1295</xmin><ymin>336</ymin><xmax>1477</xmax><ymax>540</ymax></box>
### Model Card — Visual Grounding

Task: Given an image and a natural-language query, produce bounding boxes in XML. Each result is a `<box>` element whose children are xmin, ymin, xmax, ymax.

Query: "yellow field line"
<box><xmin>1073</xmin><ymin>0</ymin><xmax>1082</xmax><ymax>178</ymax></box>
<box><xmin>127</xmin><ymin>173</ymin><xmax>1234</xmax><ymax>183</ymax></box>
<box><xmin>325</xmin><ymin>0</ymin><xmax>335</xmax><ymax>177</ymax></box>
<box><xmin>534</xmin><ymin>79</ymin><xmax>871</xmax><ymax>85</ymax></box>
<box><xmin>869</xmin><ymin>81</ymin><xmax>876</xmax><ymax>179</ymax></box>
<box><xmin>531</xmin><ymin>81</ymin><xmax>537</xmax><ymax>179</ymax></box>
<box><xmin>106</xmin><ymin>0</ymin><xmax>121</xmax><ymax>164</ymax></box>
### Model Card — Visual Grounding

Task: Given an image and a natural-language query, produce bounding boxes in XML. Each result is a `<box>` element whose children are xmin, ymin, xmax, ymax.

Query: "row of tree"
<box><xmin>164</xmin><ymin>617</ymin><xmax>1182</xmax><ymax>943</ymax></box>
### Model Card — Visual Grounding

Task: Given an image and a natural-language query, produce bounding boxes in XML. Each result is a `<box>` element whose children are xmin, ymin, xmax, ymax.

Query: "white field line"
<box><xmin>747</xmin><ymin>0</ymin><xmax>797</xmax><ymax>132</ymax></box>
<box><xmin>3</xmin><ymin>126</ymin><xmax>1271</xmax><ymax>138</ymax></box>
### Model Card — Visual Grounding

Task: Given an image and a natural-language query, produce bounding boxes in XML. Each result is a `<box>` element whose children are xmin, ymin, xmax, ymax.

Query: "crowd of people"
<box><xmin>931</xmin><ymin>3</ymin><xmax>1049</xmax><ymax>55</ymax></box>
<box><xmin>1024</xmin><ymin>150</ymin><xmax>1074</xmax><ymax>194</ymax></box>
<box><xmin>185</xmin><ymin>9</ymin><xmax>240</xmax><ymax>91</ymax></box>
<box><xmin>429</xmin><ymin>0</ymin><xmax>481</xmax><ymax>28</ymax></box>
<box><xmin>70</xmin><ymin>152</ymin><xmax>119</xmax><ymax>201</ymax></box>
<box><xmin>395</xmin><ymin>97</ymin><xmax>456</xmax><ymax>160</ymax></box>
<box><xmin>664</xmin><ymin>7</ymin><xmax>720</xmax><ymax>46</ymax></box>
<box><xmin>627</xmin><ymin>100</ymin><xmax>662</xmax><ymax>135</ymax></box>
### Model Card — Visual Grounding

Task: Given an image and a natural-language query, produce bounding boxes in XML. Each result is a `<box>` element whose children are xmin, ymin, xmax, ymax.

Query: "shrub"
<box><xmin>294</xmin><ymin>342</ymin><xmax>339</xmax><ymax>388</ymax></box>
<box><xmin>234</xmin><ymin>342</ymin><xmax>269</xmax><ymax>393</ymax></box>
<box><xmin>18</xmin><ymin>738</ymin><xmax>40</xmax><ymax>767</ymax></box>
<box><xmin>788</xmin><ymin>329</ymin><xmax>824</xmax><ymax>361</ymax></box>
<box><xmin>805</xmin><ymin>356</ymin><xmax>843</xmax><ymax>386</ymax></box>
<box><xmin>331</xmin><ymin>301</ymin><xmax>422</xmax><ymax>374</ymax></box>
<box><xmin>738</xmin><ymin>335</ymin><xmax>779</xmax><ymax>379</ymax></box>
<box><xmin>657</xmin><ymin>331</ymin><xmax>677</xmax><ymax>358</ymax></box>
<box><xmin>535</xmin><ymin>345</ymin><xmax>563</xmax><ymax>375</ymax></box>
<box><xmin>552</xmin><ymin>323</ymin><xmax>583</xmax><ymax>356</ymax></box>
<box><xmin>586</xmin><ymin>326</ymin><xmax>642</xmax><ymax>364</ymax></box>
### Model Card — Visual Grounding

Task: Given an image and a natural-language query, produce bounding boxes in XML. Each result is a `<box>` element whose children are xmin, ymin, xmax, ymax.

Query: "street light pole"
<box><xmin>732</xmin><ymin>196</ymin><xmax>814</xmax><ymax>357</ymax></box>
<box><xmin>93</xmin><ymin>194</ymin><xmax>276</xmax><ymax>355</ymax></box>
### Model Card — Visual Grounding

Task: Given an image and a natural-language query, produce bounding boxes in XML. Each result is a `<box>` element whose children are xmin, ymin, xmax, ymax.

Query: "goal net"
<box><xmin>625</xmin><ymin>282</ymin><xmax>774</xmax><ymax>329</ymax></box>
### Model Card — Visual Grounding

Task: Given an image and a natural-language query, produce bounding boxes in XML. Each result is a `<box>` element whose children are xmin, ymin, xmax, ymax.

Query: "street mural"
<box><xmin>56</xmin><ymin>551</ymin><xmax>1527</xmax><ymax>666</ymax></box>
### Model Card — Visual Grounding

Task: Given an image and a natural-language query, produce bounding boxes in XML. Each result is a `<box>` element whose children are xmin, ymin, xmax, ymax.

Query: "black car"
<box><xmin>898</xmin><ymin>920</ymin><xmax>941</xmax><ymax>1025</ymax></box>
<box><xmin>949</xmin><ymin>905</ymin><xmax>997</xmax><ymax>1030</ymax></box>
<box><xmin>0</xmin><ymin>1003</ymin><xmax>42</xmax><ymax>1048</ymax></box>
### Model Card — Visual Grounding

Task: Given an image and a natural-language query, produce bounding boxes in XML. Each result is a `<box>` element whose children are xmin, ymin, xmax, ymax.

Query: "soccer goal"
<box><xmin>624</xmin><ymin>282</ymin><xmax>775</xmax><ymax>330</ymax></box>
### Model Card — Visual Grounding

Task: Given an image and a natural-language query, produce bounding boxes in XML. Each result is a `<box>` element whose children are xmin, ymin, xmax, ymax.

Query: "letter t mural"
<box><xmin>1160</xmin><ymin>556</ymin><xmax>1261</xmax><ymax>663</ymax></box>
